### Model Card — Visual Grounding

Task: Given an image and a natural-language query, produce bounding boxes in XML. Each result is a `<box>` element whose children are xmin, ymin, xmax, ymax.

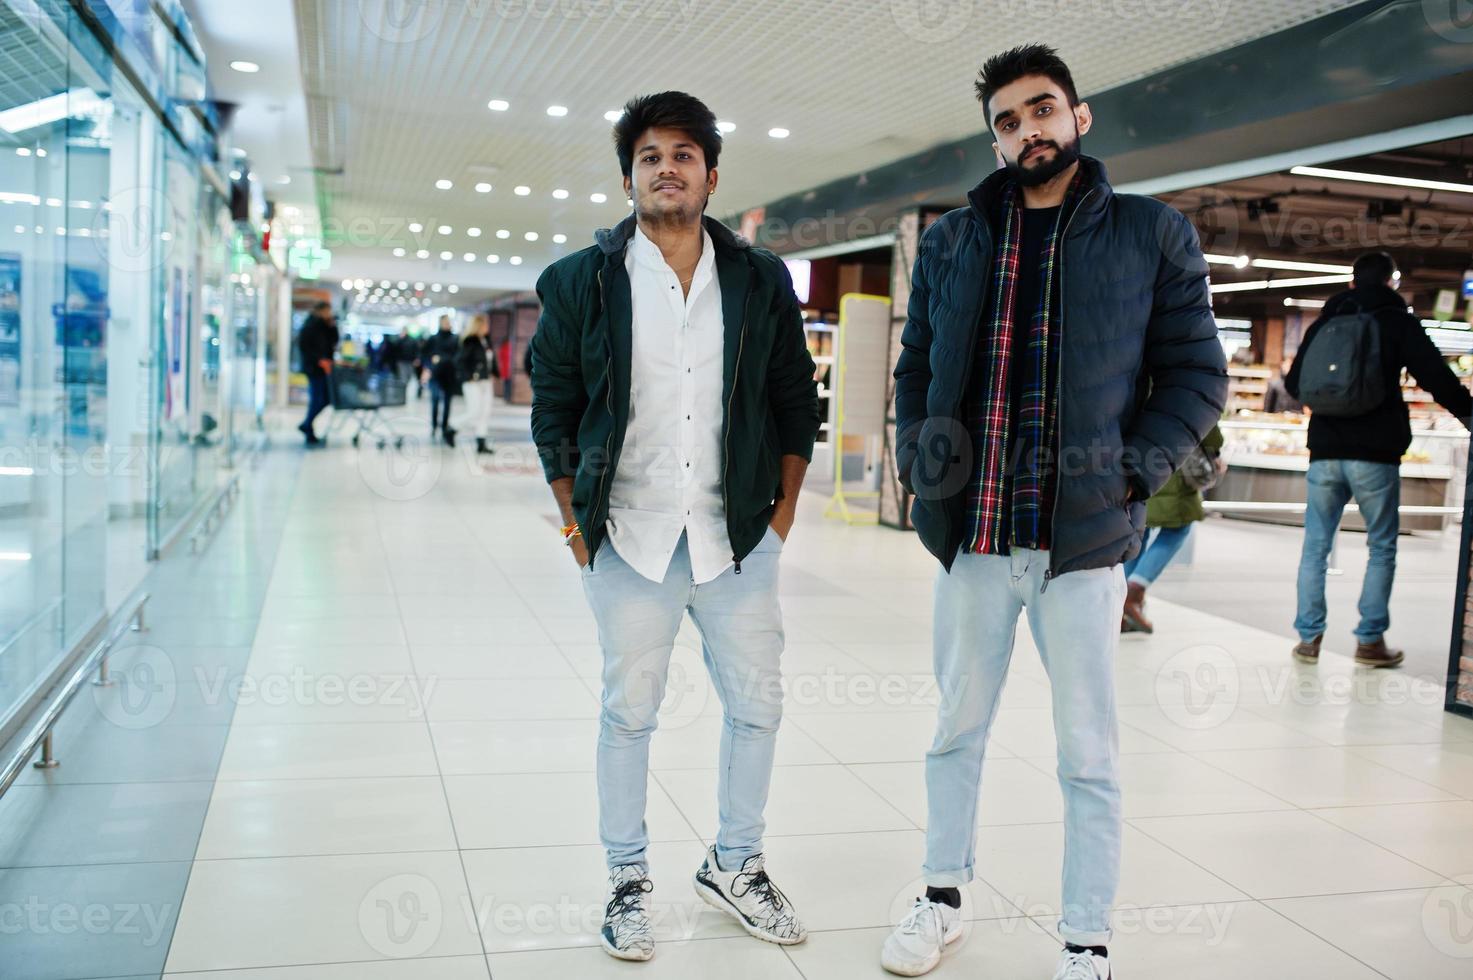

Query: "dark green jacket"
<box><xmin>529</xmin><ymin>214</ymin><xmax>821</xmax><ymax>570</ymax></box>
<box><xmin>1146</xmin><ymin>424</ymin><xmax>1224</xmax><ymax>529</ymax></box>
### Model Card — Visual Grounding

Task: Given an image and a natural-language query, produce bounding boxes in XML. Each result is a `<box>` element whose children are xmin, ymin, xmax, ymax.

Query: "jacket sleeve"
<box><xmin>892</xmin><ymin>224</ymin><xmax>936</xmax><ymax>493</ymax></box>
<box><xmin>529</xmin><ymin>266</ymin><xmax>589</xmax><ymax>482</ymax></box>
<box><xmin>765</xmin><ymin>256</ymin><xmax>821</xmax><ymax>461</ymax></box>
<box><xmin>1123</xmin><ymin>208</ymin><xmax>1229</xmax><ymax>498</ymax></box>
<box><xmin>1398</xmin><ymin>313</ymin><xmax>1473</xmax><ymax>429</ymax></box>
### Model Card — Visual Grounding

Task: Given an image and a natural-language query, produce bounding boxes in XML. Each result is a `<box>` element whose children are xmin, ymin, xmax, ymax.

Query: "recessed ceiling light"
<box><xmin>487</xmin><ymin>99</ymin><xmax>509</xmax><ymax>111</ymax></box>
<box><xmin>524</xmin><ymin>231</ymin><xmax>538</xmax><ymax>241</ymax></box>
<box><xmin>246</xmin><ymin>173</ymin><xmax>256</xmax><ymax>181</ymax></box>
<box><xmin>546</xmin><ymin>105</ymin><xmax>568</xmax><ymax>117</ymax></box>
<box><xmin>768</xmin><ymin>127</ymin><xmax>790</xmax><ymax>139</ymax></box>
<box><xmin>290</xmin><ymin>224</ymin><xmax>304</xmax><ymax>235</ymax></box>
<box><xmin>414</xmin><ymin>282</ymin><xmax>425</xmax><ymax>290</ymax></box>
<box><xmin>408</xmin><ymin>222</ymin><xmax>423</xmax><ymax>233</ymax></box>
<box><xmin>392</xmin><ymin>247</ymin><xmax>406</xmax><ymax>257</ymax></box>
<box><xmin>448</xmin><ymin>285</ymin><xmax>459</xmax><ymax>294</ymax></box>
<box><xmin>438</xmin><ymin>224</ymin><xmax>452</xmax><ymax>235</ymax></box>
<box><xmin>432</xmin><ymin>283</ymin><xmax>443</xmax><ymax>292</ymax></box>
<box><xmin>510</xmin><ymin>256</ymin><xmax>523</xmax><ymax>265</ymax></box>
<box><xmin>717</xmin><ymin>121</ymin><xmax>736</xmax><ymax>134</ymax></box>
<box><xmin>552</xmin><ymin>233</ymin><xmax>567</xmax><ymax>244</ymax></box>
<box><xmin>463</xmin><ymin>252</ymin><xmax>476</xmax><ymax>262</ymax></box>
<box><xmin>514</xmin><ymin>185</ymin><xmax>531</xmax><ymax>196</ymax></box>
<box><xmin>467</xmin><ymin>227</ymin><xmax>482</xmax><ymax>237</ymax></box>
<box><xmin>496</xmin><ymin>229</ymin><xmax>510</xmax><ymax>239</ymax></box>
<box><xmin>35</xmin><ymin>147</ymin><xmax>46</xmax><ymax>157</ymax></box>
<box><xmin>487</xmin><ymin>254</ymin><xmax>500</xmax><ymax>263</ymax></box>
<box><xmin>439</xmin><ymin>250</ymin><xmax>453</xmax><ymax>260</ymax></box>
<box><xmin>341</xmin><ymin>278</ymin><xmax>353</xmax><ymax>289</ymax></box>
<box><xmin>380</xmin><ymin>279</ymin><xmax>390</xmax><ymax>287</ymax></box>
<box><xmin>397</xmin><ymin>281</ymin><xmax>408</xmax><ymax>289</ymax></box>
<box><xmin>230</xmin><ymin>60</ymin><xmax>260</xmax><ymax>73</ymax></box>
<box><xmin>229</xmin><ymin>170</ymin><xmax>241</xmax><ymax>180</ymax></box>
<box><xmin>604</xmin><ymin>110</ymin><xmax>622</xmax><ymax>122</ymax></box>
<box><xmin>276</xmin><ymin>176</ymin><xmax>291</xmax><ymax>185</ymax></box>
<box><xmin>416</xmin><ymin>249</ymin><xmax>429</xmax><ymax>259</ymax></box>
<box><xmin>15</xmin><ymin>147</ymin><xmax>30</xmax><ymax>157</ymax></box>
<box><xmin>552</xmin><ymin>188</ymin><xmax>568</xmax><ymax>200</ymax></box>
<box><xmin>474</xmin><ymin>182</ymin><xmax>492</xmax><ymax>193</ymax></box>
<box><xmin>435</xmin><ymin>179</ymin><xmax>453</xmax><ymax>190</ymax></box>
<box><xmin>590</xmin><ymin>192</ymin><xmax>607</xmax><ymax>203</ymax></box>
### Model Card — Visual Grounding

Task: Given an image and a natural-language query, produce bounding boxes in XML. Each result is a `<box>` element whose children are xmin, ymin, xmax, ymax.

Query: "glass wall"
<box><xmin>0</xmin><ymin>0</ymin><xmax>243</xmax><ymax>741</ymax></box>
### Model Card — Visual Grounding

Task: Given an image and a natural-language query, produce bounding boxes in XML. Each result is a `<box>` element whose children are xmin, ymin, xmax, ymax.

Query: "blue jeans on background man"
<box><xmin>1294</xmin><ymin>459</ymin><xmax>1400</xmax><ymax>645</ymax></box>
<box><xmin>300</xmin><ymin>372</ymin><xmax>329</xmax><ymax>436</ymax></box>
<box><xmin>1122</xmin><ymin>524</ymin><xmax>1193</xmax><ymax>587</ymax></box>
<box><xmin>925</xmin><ymin>547</ymin><xmax>1125</xmax><ymax>947</ymax></box>
<box><xmin>582</xmin><ymin>529</ymin><xmax>785</xmax><ymax>872</ymax></box>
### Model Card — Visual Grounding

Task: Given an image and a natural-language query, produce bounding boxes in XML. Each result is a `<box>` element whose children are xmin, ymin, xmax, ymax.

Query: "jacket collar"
<box><xmin>966</xmin><ymin>153</ymin><xmax>1113</xmax><ymax>237</ymax></box>
<box><xmin>595</xmin><ymin>212</ymin><xmax>751</xmax><ymax>256</ymax></box>
<box><xmin>1324</xmin><ymin>282</ymin><xmax>1405</xmax><ymax>316</ymax></box>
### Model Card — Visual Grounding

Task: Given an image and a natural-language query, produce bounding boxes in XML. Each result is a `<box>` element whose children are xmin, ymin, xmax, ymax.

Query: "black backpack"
<box><xmin>1296</xmin><ymin>302</ymin><xmax>1386</xmax><ymax>417</ymax></box>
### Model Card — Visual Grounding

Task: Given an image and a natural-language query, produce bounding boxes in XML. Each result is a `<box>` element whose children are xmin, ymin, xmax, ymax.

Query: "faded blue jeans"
<box><xmin>1294</xmin><ymin>459</ymin><xmax>1400</xmax><ymax>645</ymax></box>
<box><xmin>924</xmin><ymin>547</ymin><xmax>1125</xmax><ymax>947</ymax></box>
<box><xmin>1123</xmin><ymin>524</ymin><xmax>1193</xmax><ymax>587</ymax></box>
<box><xmin>582</xmin><ymin>529</ymin><xmax>785</xmax><ymax>872</ymax></box>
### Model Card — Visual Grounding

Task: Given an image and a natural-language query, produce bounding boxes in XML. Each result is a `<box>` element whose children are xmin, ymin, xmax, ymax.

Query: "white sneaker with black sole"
<box><xmin>600</xmin><ymin>864</ymin><xmax>655</xmax><ymax>961</ymax></box>
<box><xmin>692</xmin><ymin>846</ymin><xmax>806</xmax><ymax>945</ymax></box>
<box><xmin>1054</xmin><ymin>947</ymin><xmax>1111</xmax><ymax>979</ymax></box>
<box><xmin>880</xmin><ymin>897</ymin><xmax>963</xmax><ymax>976</ymax></box>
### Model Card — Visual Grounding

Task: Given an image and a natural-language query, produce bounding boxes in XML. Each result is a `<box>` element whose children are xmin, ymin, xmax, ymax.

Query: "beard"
<box><xmin>634</xmin><ymin>182</ymin><xmax>708</xmax><ymax>228</ymax></box>
<box><xmin>1006</xmin><ymin>132</ymin><xmax>1081</xmax><ymax>187</ymax></box>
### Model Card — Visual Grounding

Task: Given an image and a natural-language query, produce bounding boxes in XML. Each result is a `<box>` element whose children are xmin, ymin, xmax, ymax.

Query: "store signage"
<box><xmin>289</xmin><ymin>239</ymin><xmax>332</xmax><ymax>280</ymax></box>
<box><xmin>1434</xmin><ymin>289</ymin><xmax>1458</xmax><ymax>320</ymax></box>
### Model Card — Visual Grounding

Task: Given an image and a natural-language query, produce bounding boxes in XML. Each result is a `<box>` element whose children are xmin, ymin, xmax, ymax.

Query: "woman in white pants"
<box><xmin>455</xmin><ymin>314</ymin><xmax>500</xmax><ymax>455</ymax></box>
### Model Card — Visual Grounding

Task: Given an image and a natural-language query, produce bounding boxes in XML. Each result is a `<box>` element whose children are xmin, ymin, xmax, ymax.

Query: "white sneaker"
<box><xmin>600</xmin><ymin>864</ymin><xmax>654</xmax><ymax>961</ymax></box>
<box><xmin>880</xmin><ymin>897</ymin><xmax>963</xmax><ymax>976</ymax></box>
<box><xmin>693</xmin><ymin>846</ymin><xmax>806</xmax><ymax>944</ymax></box>
<box><xmin>1053</xmin><ymin>947</ymin><xmax>1111</xmax><ymax>979</ymax></box>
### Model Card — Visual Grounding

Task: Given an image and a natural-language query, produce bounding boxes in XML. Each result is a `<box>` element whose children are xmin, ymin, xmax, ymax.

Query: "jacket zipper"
<box><xmin>725</xmin><ymin>279</ymin><xmax>754</xmax><ymax>575</ymax></box>
<box><xmin>1040</xmin><ymin>186</ymin><xmax>1097</xmax><ymax>594</ymax></box>
<box><xmin>589</xmin><ymin>265</ymin><xmax>615</xmax><ymax>569</ymax></box>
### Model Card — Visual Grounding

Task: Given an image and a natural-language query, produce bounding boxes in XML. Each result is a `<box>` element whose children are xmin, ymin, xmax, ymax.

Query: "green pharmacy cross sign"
<box><xmin>289</xmin><ymin>239</ymin><xmax>332</xmax><ymax>280</ymax></box>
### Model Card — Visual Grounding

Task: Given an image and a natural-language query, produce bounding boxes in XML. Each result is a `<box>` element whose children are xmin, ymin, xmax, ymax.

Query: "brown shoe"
<box><xmin>1292</xmin><ymin>634</ymin><xmax>1322</xmax><ymax>664</ymax></box>
<box><xmin>1354</xmin><ymin>638</ymin><xmax>1405</xmax><ymax>669</ymax></box>
<box><xmin>1122</xmin><ymin>582</ymin><xmax>1153</xmax><ymax>634</ymax></box>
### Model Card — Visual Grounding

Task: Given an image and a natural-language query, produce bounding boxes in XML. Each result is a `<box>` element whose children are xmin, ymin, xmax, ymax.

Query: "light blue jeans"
<box><xmin>924</xmin><ymin>547</ymin><xmax>1125</xmax><ymax>947</ymax></box>
<box><xmin>1294</xmin><ymin>459</ymin><xmax>1400</xmax><ymax>645</ymax></box>
<box><xmin>1123</xmin><ymin>524</ymin><xmax>1193</xmax><ymax>587</ymax></box>
<box><xmin>582</xmin><ymin>528</ymin><xmax>786</xmax><ymax>871</ymax></box>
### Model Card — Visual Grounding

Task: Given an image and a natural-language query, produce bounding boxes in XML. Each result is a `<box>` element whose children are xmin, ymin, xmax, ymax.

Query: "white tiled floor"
<box><xmin>145</xmin><ymin>420</ymin><xmax>1473</xmax><ymax>978</ymax></box>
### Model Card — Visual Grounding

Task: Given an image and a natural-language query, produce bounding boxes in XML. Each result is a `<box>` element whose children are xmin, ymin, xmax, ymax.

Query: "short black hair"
<box><xmin>613</xmin><ymin>91</ymin><xmax>721</xmax><ymax>179</ymax></box>
<box><xmin>1352</xmin><ymin>250</ymin><xmax>1396</xmax><ymax>286</ymax></box>
<box><xmin>974</xmin><ymin>43</ymin><xmax>1079</xmax><ymax>130</ymax></box>
<box><xmin>312</xmin><ymin>300</ymin><xmax>331</xmax><ymax>312</ymax></box>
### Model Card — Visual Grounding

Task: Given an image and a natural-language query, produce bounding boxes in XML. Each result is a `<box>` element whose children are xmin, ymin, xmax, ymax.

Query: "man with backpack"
<box><xmin>1286</xmin><ymin>251</ymin><xmax>1472</xmax><ymax>668</ymax></box>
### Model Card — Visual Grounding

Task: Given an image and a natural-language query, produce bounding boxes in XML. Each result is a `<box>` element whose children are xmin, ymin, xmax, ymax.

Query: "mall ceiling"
<box><xmin>267</xmin><ymin>0</ymin><xmax>1363</xmax><ymax>300</ymax></box>
<box><xmin>1177</xmin><ymin>135</ymin><xmax>1473</xmax><ymax>318</ymax></box>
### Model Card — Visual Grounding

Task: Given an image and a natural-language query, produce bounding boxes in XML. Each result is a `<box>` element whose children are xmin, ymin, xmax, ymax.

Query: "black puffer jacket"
<box><xmin>1286</xmin><ymin>283</ymin><xmax>1472</xmax><ymax>464</ymax></box>
<box><xmin>894</xmin><ymin>156</ymin><xmax>1228</xmax><ymax>576</ymax></box>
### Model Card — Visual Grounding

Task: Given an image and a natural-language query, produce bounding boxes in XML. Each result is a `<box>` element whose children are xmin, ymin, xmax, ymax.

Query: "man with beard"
<box><xmin>529</xmin><ymin>91</ymin><xmax>820</xmax><ymax>962</ymax></box>
<box><xmin>880</xmin><ymin>45</ymin><xmax>1226</xmax><ymax>979</ymax></box>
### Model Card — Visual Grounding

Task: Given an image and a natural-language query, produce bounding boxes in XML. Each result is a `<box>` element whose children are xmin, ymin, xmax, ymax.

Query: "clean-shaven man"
<box><xmin>530</xmin><ymin>91</ymin><xmax>820</xmax><ymax>963</ymax></box>
<box><xmin>882</xmin><ymin>44</ymin><xmax>1227</xmax><ymax>979</ymax></box>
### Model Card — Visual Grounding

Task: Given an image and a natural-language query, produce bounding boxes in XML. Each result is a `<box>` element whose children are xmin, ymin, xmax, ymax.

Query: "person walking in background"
<box><xmin>422</xmin><ymin>314</ymin><xmax>462</xmax><ymax>446</ymax></box>
<box><xmin>456</xmin><ymin>313</ymin><xmax>500</xmax><ymax>455</ymax></box>
<box><xmin>1286</xmin><ymin>251</ymin><xmax>1472</xmax><ymax>668</ymax></box>
<box><xmin>884</xmin><ymin>45</ymin><xmax>1226</xmax><ymax>980</ymax></box>
<box><xmin>296</xmin><ymin>300</ymin><xmax>338</xmax><ymax>447</ymax></box>
<box><xmin>531</xmin><ymin>91</ymin><xmax>820</xmax><ymax>963</ymax></box>
<box><xmin>1121</xmin><ymin>424</ymin><xmax>1224</xmax><ymax>634</ymax></box>
<box><xmin>1262</xmin><ymin>356</ymin><xmax>1303</xmax><ymax>414</ymax></box>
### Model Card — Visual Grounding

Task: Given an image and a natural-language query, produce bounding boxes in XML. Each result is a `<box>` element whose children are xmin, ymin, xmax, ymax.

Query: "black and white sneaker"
<box><xmin>600</xmin><ymin>864</ymin><xmax>655</xmax><ymax>961</ymax></box>
<box><xmin>1053</xmin><ymin>948</ymin><xmax>1111</xmax><ymax>979</ymax></box>
<box><xmin>693</xmin><ymin>845</ymin><xmax>806</xmax><ymax>945</ymax></box>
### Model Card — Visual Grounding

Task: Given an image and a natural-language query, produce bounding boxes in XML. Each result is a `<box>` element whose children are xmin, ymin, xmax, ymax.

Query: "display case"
<box><xmin>1214</xmin><ymin>413</ymin><xmax>1468</xmax><ymax>531</ymax></box>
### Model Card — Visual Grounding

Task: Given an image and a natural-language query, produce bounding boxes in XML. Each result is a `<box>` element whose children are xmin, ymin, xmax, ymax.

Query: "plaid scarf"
<box><xmin>963</xmin><ymin>171</ymin><xmax>1083</xmax><ymax>555</ymax></box>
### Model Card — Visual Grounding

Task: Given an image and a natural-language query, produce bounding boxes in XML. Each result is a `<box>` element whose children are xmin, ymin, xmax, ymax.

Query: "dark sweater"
<box><xmin>1286</xmin><ymin>283</ymin><xmax>1472</xmax><ymax>464</ymax></box>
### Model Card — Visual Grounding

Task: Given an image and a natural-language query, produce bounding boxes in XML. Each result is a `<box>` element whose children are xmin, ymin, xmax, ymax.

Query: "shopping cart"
<box><xmin>328</xmin><ymin>363</ymin><xmax>407</xmax><ymax>449</ymax></box>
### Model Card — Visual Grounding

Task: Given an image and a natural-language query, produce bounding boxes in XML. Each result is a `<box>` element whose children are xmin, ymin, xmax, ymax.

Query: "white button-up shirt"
<box><xmin>606</xmin><ymin>226</ymin><xmax>732</xmax><ymax>584</ymax></box>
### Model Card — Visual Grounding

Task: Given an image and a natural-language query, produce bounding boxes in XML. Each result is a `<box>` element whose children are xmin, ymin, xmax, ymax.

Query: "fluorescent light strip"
<box><xmin>1290</xmin><ymin>165</ymin><xmax>1473</xmax><ymax>195</ymax></box>
<box><xmin>0</xmin><ymin>551</ymin><xmax>32</xmax><ymax>561</ymax></box>
<box><xmin>1251</xmin><ymin>258</ymin><xmax>1352</xmax><ymax>274</ymax></box>
<box><xmin>0</xmin><ymin>466</ymin><xmax>35</xmax><ymax>476</ymax></box>
<box><xmin>1209</xmin><ymin>274</ymin><xmax>1348</xmax><ymax>294</ymax></box>
<box><xmin>1283</xmin><ymin>298</ymin><xmax>1327</xmax><ymax>309</ymax></box>
<box><xmin>1422</xmin><ymin>319</ymin><xmax>1472</xmax><ymax>330</ymax></box>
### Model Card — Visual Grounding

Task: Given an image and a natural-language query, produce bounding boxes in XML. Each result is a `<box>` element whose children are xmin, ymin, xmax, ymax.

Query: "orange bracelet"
<box><xmin>560</xmin><ymin>523</ymin><xmax>581</xmax><ymax>540</ymax></box>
